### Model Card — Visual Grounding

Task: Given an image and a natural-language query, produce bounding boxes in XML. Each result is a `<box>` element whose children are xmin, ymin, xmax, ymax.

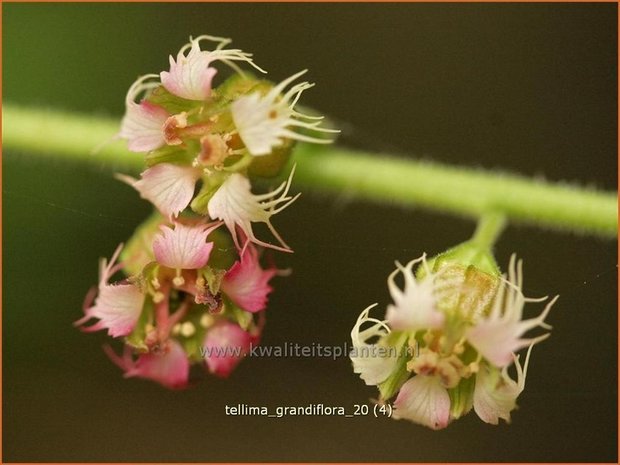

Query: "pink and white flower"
<box><xmin>207</xmin><ymin>168</ymin><xmax>299</xmax><ymax>252</ymax></box>
<box><xmin>203</xmin><ymin>321</ymin><xmax>253</xmax><ymax>378</ymax></box>
<box><xmin>221</xmin><ymin>242</ymin><xmax>276</xmax><ymax>313</ymax></box>
<box><xmin>465</xmin><ymin>256</ymin><xmax>556</xmax><ymax>368</ymax></box>
<box><xmin>161</xmin><ymin>35</ymin><xmax>265</xmax><ymax>101</ymax></box>
<box><xmin>385</xmin><ymin>254</ymin><xmax>445</xmax><ymax>332</ymax></box>
<box><xmin>393</xmin><ymin>375</ymin><xmax>451</xmax><ymax>430</ymax></box>
<box><xmin>74</xmin><ymin>244</ymin><xmax>145</xmax><ymax>338</ymax></box>
<box><xmin>118</xmin><ymin>163</ymin><xmax>202</xmax><ymax>219</ymax></box>
<box><xmin>105</xmin><ymin>340</ymin><xmax>190</xmax><ymax>389</ymax></box>
<box><xmin>119</xmin><ymin>74</ymin><xmax>170</xmax><ymax>152</ymax></box>
<box><xmin>349</xmin><ymin>250</ymin><xmax>557</xmax><ymax>428</ymax></box>
<box><xmin>231</xmin><ymin>69</ymin><xmax>338</xmax><ymax>156</ymax></box>
<box><xmin>350</xmin><ymin>304</ymin><xmax>399</xmax><ymax>386</ymax></box>
<box><xmin>153</xmin><ymin>222</ymin><xmax>219</xmax><ymax>272</ymax></box>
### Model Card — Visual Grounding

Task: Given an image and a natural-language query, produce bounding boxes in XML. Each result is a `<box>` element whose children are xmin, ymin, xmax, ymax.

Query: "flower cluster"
<box><xmin>351</xmin><ymin>253</ymin><xmax>557</xmax><ymax>429</ymax></box>
<box><xmin>76</xmin><ymin>35</ymin><xmax>336</xmax><ymax>388</ymax></box>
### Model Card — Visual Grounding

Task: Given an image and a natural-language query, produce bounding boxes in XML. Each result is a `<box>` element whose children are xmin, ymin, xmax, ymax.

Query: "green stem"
<box><xmin>3</xmin><ymin>104</ymin><xmax>617</xmax><ymax>238</ymax></box>
<box><xmin>3</xmin><ymin>105</ymin><xmax>141</xmax><ymax>171</ymax></box>
<box><xmin>292</xmin><ymin>144</ymin><xmax>617</xmax><ymax>238</ymax></box>
<box><xmin>470</xmin><ymin>213</ymin><xmax>507</xmax><ymax>250</ymax></box>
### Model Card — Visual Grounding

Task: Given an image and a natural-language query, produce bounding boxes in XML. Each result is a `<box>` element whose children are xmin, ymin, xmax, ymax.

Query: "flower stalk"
<box><xmin>3</xmin><ymin>103</ymin><xmax>617</xmax><ymax>238</ymax></box>
<box><xmin>470</xmin><ymin>212</ymin><xmax>507</xmax><ymax>250</ymax></box>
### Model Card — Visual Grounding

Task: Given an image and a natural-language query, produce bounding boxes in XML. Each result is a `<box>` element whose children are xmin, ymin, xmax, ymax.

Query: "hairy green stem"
<box><xmin>3</xmin><ymin>104</ymin><xmax>617</xmax><ymax>238</ymax></box>
<box><xmin>292</xmin><ymin>145</ymin><xmax>617</xmax><ymax>238</ymax></box>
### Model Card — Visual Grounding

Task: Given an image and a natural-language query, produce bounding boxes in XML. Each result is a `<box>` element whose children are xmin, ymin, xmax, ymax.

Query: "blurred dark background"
<box><xmin>3</xmin><ymin>3</ymin><xmax>617</xmax><ymax>462</ymax></box>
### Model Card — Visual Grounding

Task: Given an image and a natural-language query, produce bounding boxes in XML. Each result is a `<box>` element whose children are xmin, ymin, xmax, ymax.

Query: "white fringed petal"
<box><xmin>207</xmin><ymin>168</ymin><xmax>299</xmax><ymax>252</ymax></box>
<box><xmin>385</xmin><ymin>254</ymin><xmax>445</xmax><ymax>332</ymax></box>
<box><xmin>350</xmin><ymin>304</ymin><xmax>399</xmax><ymax>386</ymax></box>
<box><xmin>231</xmin><ymin>70</ymin><xmax>339</xmax><ymax>156</ymax></box>
<box><xmin>119</xmin><ymin>163</ymin><xmax>202</xmax><ymax>219</ymax></box>
<box><xmin>473</xmin><ymin>345</ymin><xmax>532</xmax><ymax>424</ymax></box>
<box><xmin>466</xmin><ymin>255</ymin><xmax>556</xmax><ymax>367</ymax></box>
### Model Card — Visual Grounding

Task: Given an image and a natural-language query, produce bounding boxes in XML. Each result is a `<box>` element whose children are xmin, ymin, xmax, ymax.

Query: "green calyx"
<box><xmin>125</xmin><ymin>299</ymin><xmax>155</xmax><ymax>352</ymax></box>
<box><xmin>448</xmin><ymin>375</ymin><xmax>476</xmax><ymax>420</ymax></box>
<box><xmin>427</xmin><ymin>240</ymin><xmax>501</xmax><ymax>277</ymax></box>
<box><xmin>378</xmin><ymin>331</ymin><xmax>411</xmax><ymax>400</ymax></box>
<box><xmin>120</xmin><ymin>211</ymin><xmax>162</xmax><ymax>276</ymax></box>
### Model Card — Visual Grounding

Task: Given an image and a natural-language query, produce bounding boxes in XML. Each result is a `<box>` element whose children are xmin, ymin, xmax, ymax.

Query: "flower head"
<box><xmin>74</xmin><ymin>244</ymin><xmax>145</xmax><ymax>338</ymax></box>
<box><xmin>350</xmin><ymin>252</ymin><xmax>556</xmax><ymax>429</ymax></box>
<box><xmin>207</xmin><ymin>168</ymin><xmax>299</xmax><ymax>252</ymax></box>
<box><xmin>161</xmin><ymin>35</ymin><xmax>265</xmax><ymax>101</ymax></box>
<box><xmin>231</xmin><ymin>70</ymin><xmax>339</xmax><ymax>156</ymax></box>
<box><xmin>83</xmin><ymin>33</ymin><xmax>328</xmax><ymax>390</ymax></box>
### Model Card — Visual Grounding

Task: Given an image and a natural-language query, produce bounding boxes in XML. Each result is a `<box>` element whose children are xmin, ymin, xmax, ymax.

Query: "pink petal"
<box><xmin>125</xmin><ymin>339</ymin><xmax>190</xmax><ymax>389</ymax></box>
<box><xmin>153</xmin><ymin>222</ymin><xmax>217</xmax><ymax>270</ymax></box>
<box><xmin>119</xmin><ymin>101</ymin><xmax>169</xmax><ymax>152</ymax></box>
<box><xmin>203</xmin><ymin>321</ymin><xmax>252</xmax><ymax>378</ymax></box>
<box><xmin>393</xmin><ymin>375</ymin><xmax>451</xmax><ymax>430</ymax></box>
<box><xmin>86</xmin><ymin>284</ymin><xmax>145</xmax><ymax>337</ymax></box>
<box><xmin>160</xmin><ymin>43</ymin><xmax>218</xmax><ymax>101</ymax></box>
<box><xmin>221</xmin><ymin>243</ymin><xmax>276</xmax><ymax>313</ymax></box>
<box><xmin>129</xmin><ymin>163</ymin><xmax>202</xmax><ymax>218</ymax></box>
<box><xmin>74</xmin><ymin>245</ymin><xmax>145</xmax><ymax>338</ymax></box>
<box><xmin>466</xmin><ymin>320</ymin><xmax>523</xmax><ymax>367</ymax></box>
<box><xmin>473</xmin><ymin>362</ymin><xmax>523</xmax><ymax>425</ymax></box>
